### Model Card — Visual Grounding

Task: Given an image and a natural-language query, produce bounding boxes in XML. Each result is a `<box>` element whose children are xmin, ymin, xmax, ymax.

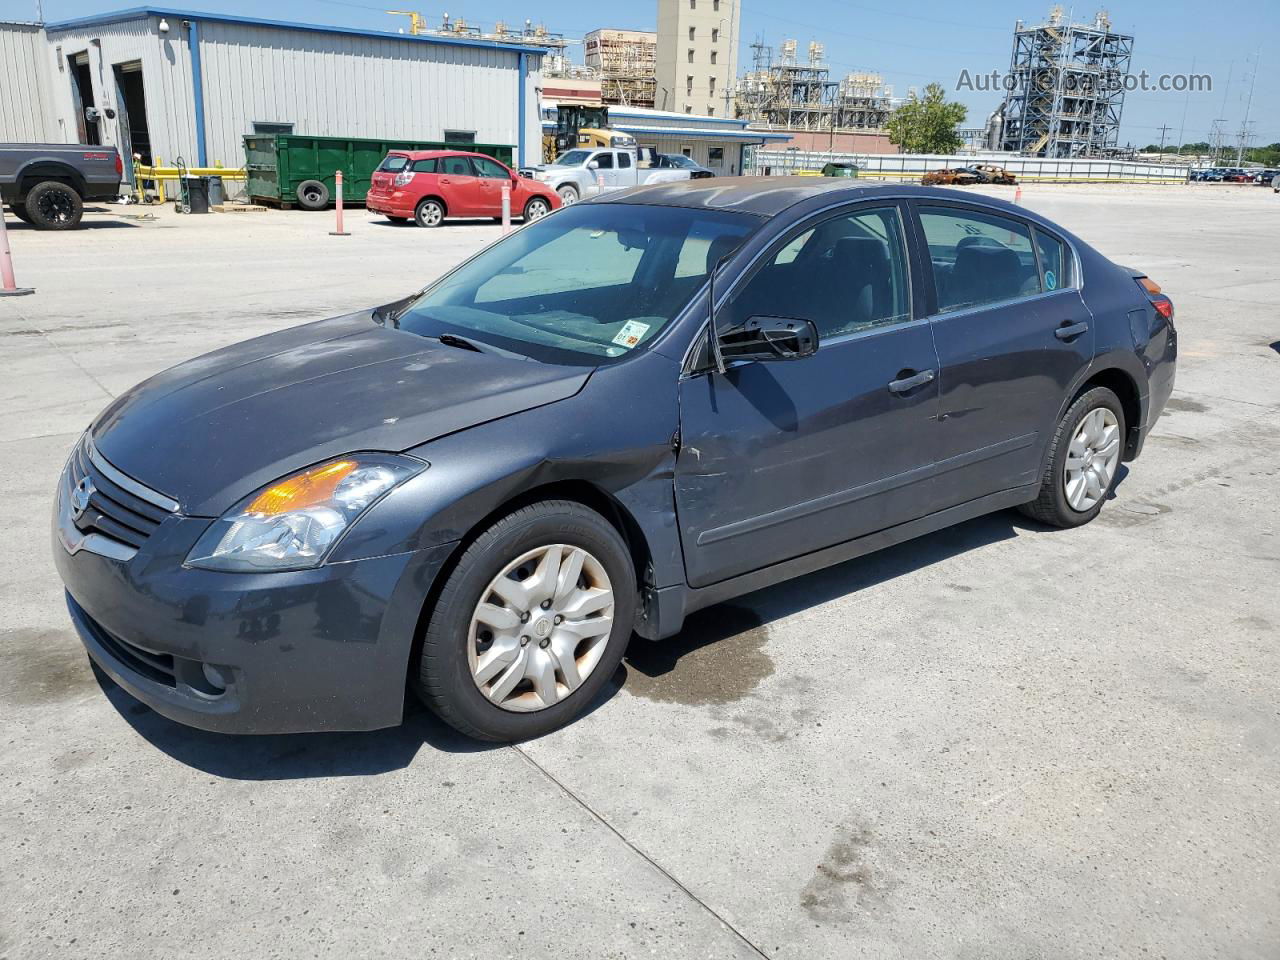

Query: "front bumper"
<box><xmin>53</xmin><ymin>482</ymin><xmax>455</xmax><ymax>734</ymax></box>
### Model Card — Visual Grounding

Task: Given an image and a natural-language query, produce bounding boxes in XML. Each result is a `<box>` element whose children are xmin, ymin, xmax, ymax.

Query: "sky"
<box><xmin>5</xmin><ymin>0</ymin><xmax>1276</xmax><ymax>148</ymax></box>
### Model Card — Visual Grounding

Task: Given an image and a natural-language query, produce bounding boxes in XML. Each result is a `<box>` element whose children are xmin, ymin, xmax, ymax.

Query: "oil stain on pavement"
<box><xmin>800</xmin><ymin>822</ymin><xmax>898</xmax><ymax>923</ymax></box>
<box><xmin>622</xmin><ymin>605</ymin><xmax>774</xmax><ymax>706</ymax></box>
<box><xmin>0</xmin><ymin>628</ymin><xmax>97</xmax><ymax>706</ymax></box>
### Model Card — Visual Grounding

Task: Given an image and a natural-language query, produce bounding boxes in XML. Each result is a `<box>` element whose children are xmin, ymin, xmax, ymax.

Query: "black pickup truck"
<box><xmin>1</xmin><ymin>144</ymin><xmax>123</xmax><ymax>230</ymax></box>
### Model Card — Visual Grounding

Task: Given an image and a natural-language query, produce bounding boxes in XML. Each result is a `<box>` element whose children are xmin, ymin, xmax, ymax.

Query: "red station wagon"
<box><xmin>367</xmin><ymin>150</ymin><xmax>560</xmax><ymax>227</ymax></box>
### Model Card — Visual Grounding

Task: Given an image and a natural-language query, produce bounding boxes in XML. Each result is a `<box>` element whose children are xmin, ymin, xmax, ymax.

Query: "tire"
<box><xmin>523</xmin><ymin>197</ymin><xmax>551</xmax><ymax>222</ymax></box>
<box><xmin>556</xmin><ymin>184</ymin><xmax>578</xmax><ymax>206</ymax></box>
<box><xmin>24</xmin><ymin>181</ymin><xmax>83</xmax><ymax>230</ymax></box>
<box><xmin>414</xmin><ymin>198</ymin><xmax>445</xmax><ymax>228</ymax></box>
<box><xmin>1019</xmin><ymin>386</ymin><xmax>1126</xmax><ymax>528</ymax></box>
<box><xmin>417</xmin><ymin>500</ymin><xmax>636</xmax><ymax>742</ymax></box>
<box><xmin>8</xmin><ymin>203</ymin><xmax>32</xmax><ymax>224</ymax></box>
<box><xmin>295</xmin><ymin>179</ymin><xmax>330</xmax><ymax>210</ymax></box>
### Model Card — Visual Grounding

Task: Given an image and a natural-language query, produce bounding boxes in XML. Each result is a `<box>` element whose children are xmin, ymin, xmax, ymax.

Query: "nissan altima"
<box><xmin>53</xmin><ymin>180</ymin><xmax>1176</xmax><ymax>741</ymax></box>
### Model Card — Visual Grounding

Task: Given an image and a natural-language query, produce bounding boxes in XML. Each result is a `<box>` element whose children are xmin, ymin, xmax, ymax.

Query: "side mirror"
<box><xmin>587</xmin><ymin>160</ymin><xmax>599</xmax><ymax>170</ymax></box>
<box><xmin>719</xmin><ymin>316</ymin><xmax>818</xmax><ymax>363</ymax></box>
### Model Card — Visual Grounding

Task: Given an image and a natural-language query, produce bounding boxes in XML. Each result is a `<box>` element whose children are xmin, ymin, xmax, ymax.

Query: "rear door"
<box><xmin>368</xmin><ymin>153</ymin><xmax>409</xmax><ymax>198</ymax></box>
<box><xmin>916</xmin><ymin>202</ymin><xmax>1094</xmax><ymax>506</ymax></box>
<box><xmin>437</xmin><ymin>154</ymin><xmax>484</xmax><ymax>216</ymax></box>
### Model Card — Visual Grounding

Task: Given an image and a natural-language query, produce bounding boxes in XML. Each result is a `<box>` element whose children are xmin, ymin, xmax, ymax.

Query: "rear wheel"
<box><xmin>1019</xmin><ymin>386</ymin><xmax>1125</xmax><ymax>528</ymax></box>
<box><xmin>414</xmin><ymin>198</ymin><xmax>445</xmax><ymax>228</ymax></box>
<box><xmin>416</xmin><ymin>500</ymin><xmax>635</xmax><ymax>741</ymax></box>
<box><xmin>295</xmin><ymin>179</ymin><xmax>330</xmax><ymax>210</ymax></box>
<box><xmin>523</xmin><ymin>197</ymin><xmax>551</xmax><ymax>222</ymax></box>
<box><xmin>25</xmin><ymin>181</ymin><xmax>83</xmax><ymax>230</ymax></box>
<box><xmin>556</xmin><ymin>184</ymin><xmax>578</xmax><ymax>206</ymax></box>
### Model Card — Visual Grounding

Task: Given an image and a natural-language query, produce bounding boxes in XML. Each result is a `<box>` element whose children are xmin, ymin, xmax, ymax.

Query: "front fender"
<box><xmin>327</xmin><ymin>351</ymin><xmax>685</xmax><ymax>590</ymax></box>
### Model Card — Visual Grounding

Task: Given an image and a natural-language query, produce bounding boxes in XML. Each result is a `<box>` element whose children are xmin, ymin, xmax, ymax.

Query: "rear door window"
<box><xmin>617</xmin><ymin>152</ymin><xmax>632</xmax><ymax>169</ymax></box>
<box><xmin>918</xmin><ymin>206</ymin><xmax>1041</xmax><ymax>312</ymax></box>
<box><xmin>411</xmin><ymin>158</ymin><xmax>438</xmax><ymax>173</ymax></box>
<box><xmin>1034</xmin><ymin>229</ymin><xmax>1069</xmax><ymax>291</ymax></box>
<box><xmin>440</xmin><ymin>155</ymin><xmax>476</xmax><ymax>176</ymax></box>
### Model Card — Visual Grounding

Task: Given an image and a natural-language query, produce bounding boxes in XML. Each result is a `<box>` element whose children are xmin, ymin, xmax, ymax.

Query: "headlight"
<box><xmin>186</xmin><ymin>454</ymin><xmax>425</xmax><ymax>572</ymax></box>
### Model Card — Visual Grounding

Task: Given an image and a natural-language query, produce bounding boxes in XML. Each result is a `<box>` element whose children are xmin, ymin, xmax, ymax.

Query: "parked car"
<box><xmin>366</xmin><ymin>150</ymin><xmax>558</xmax><ymax>227</ymax></box>
<box><xmin>922</xmin><ymin>164</ymin><xmax>1017</xmax><ymax>186</ymax></box>
<box><xmin>53</xmin><ymin>180</ymin><xmax>1176</xmax><ymax>742</ymax></box>
<box><xmin>1</xmin><ymin>143</ymin><xmax>122</xmax><ymax>229</ymax></box>
<box><xmin>526</xmin><ymin>147</ymin><xmax>690</xmax><ymax>206</ymax></box>
<box><xmin>653</xmin><ymin>153</ymin><xmax>716</xmax><ymax>179</ymax></box>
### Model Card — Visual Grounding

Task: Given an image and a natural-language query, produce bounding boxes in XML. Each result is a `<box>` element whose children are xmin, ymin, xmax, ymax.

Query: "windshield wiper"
<box><xmin>435</xmin><ymin>333</ymin><xmax>491</xmax><ymax>354</ymax></box>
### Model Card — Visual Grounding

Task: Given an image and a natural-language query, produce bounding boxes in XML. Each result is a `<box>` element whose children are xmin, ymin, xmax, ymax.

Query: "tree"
<box><xmin>885</xmin><ymin>83</ymin><xmax>968</xmax><ymax>155</ymax></box>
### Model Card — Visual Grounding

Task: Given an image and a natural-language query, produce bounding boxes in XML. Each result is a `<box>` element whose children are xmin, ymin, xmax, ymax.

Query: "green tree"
<box><xmin>885</xmin><ymin>83</ymin><xmax>968</xmax><ymax>154</ymax></box>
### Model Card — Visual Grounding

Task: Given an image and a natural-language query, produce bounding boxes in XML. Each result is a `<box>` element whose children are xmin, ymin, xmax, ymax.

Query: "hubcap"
<box><xmin>558</xmin><ymin>188</ymin><xmax>576</xmax><ymax>206</ymax></box>
<box><xmin>467</xmin><ymin>544</ymin><xmax>614</xmax><ymax>712</ymax></box>
<box><xmin>37</xmin><ymin>190</ymin><xmax>74</xmax><ymax>223</ymax></box>
<box><xmin>1064</xmin><ymin>407</ymin><xmax>1121</xmax><ymax>511</ymax></box>
<box><xmin>528</xmin><ymin>201</ymin><xmax>548</xmax><ymax>220</ymax></box>
<box><xmin>421</xmin><ymin>204</ymin><xmax>442</xmax><ymax>225</ymax></box>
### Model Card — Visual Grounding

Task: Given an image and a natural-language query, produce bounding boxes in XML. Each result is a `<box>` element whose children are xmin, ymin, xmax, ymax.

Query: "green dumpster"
<box><xmin>243</xmin><ymin>134</ymin><xmax>516</xmax><ymax>209</ymax></box>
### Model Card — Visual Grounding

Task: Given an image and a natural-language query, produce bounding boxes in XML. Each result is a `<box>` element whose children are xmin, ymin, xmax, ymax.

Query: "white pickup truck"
<box><xmin>525</xmin><ymin>147</ymin><xmax>691</xmax><ymax>206</ymax></box>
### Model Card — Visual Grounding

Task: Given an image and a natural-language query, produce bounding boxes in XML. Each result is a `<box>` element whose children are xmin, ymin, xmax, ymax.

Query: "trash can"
<box><xmin>183</xmin><ymin>176</ymin><xmax>211</xmax><ymax>214</ymax></box>
<box><xmin>207</xmin><ymin>176</ymin><xmax>225</xmax><ymax>207</ymax></box>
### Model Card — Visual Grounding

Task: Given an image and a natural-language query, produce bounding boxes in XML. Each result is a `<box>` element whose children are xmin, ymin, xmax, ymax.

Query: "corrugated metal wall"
<box><xmin>197</xmin><ymin>22</ymin><xmax>539</xmax><ymax>167</ymax></box>
<box><xmin>0</xmin><ymin>22</ymin><xmax>55</xmax><ymax>141</ymax></box>
<box><xmin>42</xmin><ymin>16</ymin><xmax>199</xmax><ymax>167</ymax></box>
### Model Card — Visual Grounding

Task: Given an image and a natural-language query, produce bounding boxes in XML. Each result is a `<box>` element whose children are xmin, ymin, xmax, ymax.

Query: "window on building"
<box><xmin>689</xmin><ymin>26</ymin><xmax>695</xmax><ymax>40</ymax></box>
<box><xmin>713</xmin><ymin>0</ymin><xmax>720</xmax><ymax>9</ymax></box>
<box><xmin>690</xmin><ymin>0</ymin><xmax>696</xmax><ymax>7</ymax></box>
<box><xmin>443</xmin><ymin>129</ymin><xmax>476</xmax><ymax>144</ymax></box>
<box><xmin>918</xmin><ymin>206</ymin><xmax>1041</xmax><ymax>311</ymax></box>
<box><xmin>709</xmin><ymin>76</ymin><xmax>716</xmax><ymax>94</ymax></box>
<box><xmin>711</xmin><ymin>27</ymin><xmax>719</xmax><ymax>42</ymax></box>
<box><xmin>709</xmin><ymin>147</ymin><xmax>725</xmax><ymax>163</ymax></box>
<box><xmin>710</xmin><ymin>50</ymin><xmax>718</xmax><ymax>64</ymax></box>
<box><xmin>708</xmin><ymin>106</ymin><xmax>716</xmax><ymax>116</ymax></box>
<box><xmin>685</xmin><ymin>106</ymin><xmax>693</xmax><ymax>114</ymax></box>
<box><xmin>252</xmin><ymin>121</ymin><xmax>294</xmax><ymax>135</ymax></box>
<box><xmin>686</xmin><ymin>76</ymin><xmax>693</xmax><ymax>94</ymax></box>
<box><xmin>688</xmin><ymin>48</ymin><xmax>694</xmax><ymax>63</ymax></box>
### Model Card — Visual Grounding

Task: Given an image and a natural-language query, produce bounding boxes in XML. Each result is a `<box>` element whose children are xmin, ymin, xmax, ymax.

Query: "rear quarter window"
<box><xmin>378</xmin><ymin>155</ymin><xmax>410</xmax><ymax>172</ymax></box>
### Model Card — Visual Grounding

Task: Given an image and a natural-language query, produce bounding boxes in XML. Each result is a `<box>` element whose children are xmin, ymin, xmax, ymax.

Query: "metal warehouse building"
<box><xmin>1</xmin><ymin>6</ymin><xmax>545</xmax><ymax>183</ymax></box>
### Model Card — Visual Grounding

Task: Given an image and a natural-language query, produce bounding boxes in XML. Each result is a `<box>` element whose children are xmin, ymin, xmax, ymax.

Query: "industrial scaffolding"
<box><xmin>585</xmin><ymin>29</ymin><xmax>657</xmax><ymax>109</ymax></box>
<box><xmin>999</xmin><ymin>7</ymin><xmax>1133</xmax><ymax>157</ymax></box>
<box><xmin>735</xmin><ymin>39</ymin><xmax>891</xmax><ymax>131</ymax></box>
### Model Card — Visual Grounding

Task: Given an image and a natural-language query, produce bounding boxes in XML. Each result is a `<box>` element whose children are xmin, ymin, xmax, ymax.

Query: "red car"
<box><xmin>366</xmin><ymin>150</ymin><xmax>559</xmax><ymax>227</ymax></box>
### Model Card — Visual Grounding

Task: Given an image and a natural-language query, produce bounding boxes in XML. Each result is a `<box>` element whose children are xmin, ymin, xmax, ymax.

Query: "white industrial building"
<box><xmin>0</xmin><ymin>7</ymin><xmax>546</xmax><ymax>182</ymax></box>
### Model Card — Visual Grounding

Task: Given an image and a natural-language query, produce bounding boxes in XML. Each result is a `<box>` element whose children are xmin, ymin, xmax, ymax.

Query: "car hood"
<box><xmin>91</xmin><ymin>312</ymin><xmax>591</xmax><ymax>516</ymax></box>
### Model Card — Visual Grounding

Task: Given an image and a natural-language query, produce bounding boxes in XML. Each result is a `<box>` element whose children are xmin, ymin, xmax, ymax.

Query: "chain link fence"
<box><xmin>753</xmin><ymin>150</ymin><xmax>1192</xmax><ymax>184</ymax></box>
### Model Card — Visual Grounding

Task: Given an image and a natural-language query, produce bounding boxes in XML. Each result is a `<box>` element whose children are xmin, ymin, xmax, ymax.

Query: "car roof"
<box><xmin>591</xmin><ymin>178</ymin><xmax>1031</xmax><ymax>219</ymax></box>
<box><xmin>386</xmin><ymin>149</ymin><xmax>497</xmax><ymax>160</ymax></box>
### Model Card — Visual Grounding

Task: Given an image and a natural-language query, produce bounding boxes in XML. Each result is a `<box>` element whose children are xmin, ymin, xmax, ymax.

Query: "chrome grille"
<box><xmin>63</xmin><ymin>437</ymin><xmax>179</xmax><ymax>554</ymax></box>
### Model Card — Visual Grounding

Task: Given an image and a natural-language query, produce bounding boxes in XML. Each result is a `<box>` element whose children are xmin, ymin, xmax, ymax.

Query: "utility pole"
<box><xmin>1235</xmin><ymin>48</ymin><xmax>1259</xmax><ymax>166</ymax></box>
<box><xmin>1176</xmin><ymin>55</ymin><xmax>1194</xmax><ymax>157</ymax></box>
<box><xmin>1156</xmin><ymin>124</ymin><xmax>1172</xmax><ymax>153</ymax></box>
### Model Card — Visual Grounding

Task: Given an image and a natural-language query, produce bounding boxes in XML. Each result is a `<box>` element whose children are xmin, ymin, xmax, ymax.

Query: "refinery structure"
<box><xmin>997</xmin><ymin>7</ymin><xmax>1134</xmax><ymax>157</ymax></box>
<box><xmin>734</xmin><ymin>39</ymin><xmax>893</xmax><ymax>132</ymax></box>
<box><xmin>584</xmin><ymin>29</ymin><xmax>658</xmax><ymax>109</ymax></box>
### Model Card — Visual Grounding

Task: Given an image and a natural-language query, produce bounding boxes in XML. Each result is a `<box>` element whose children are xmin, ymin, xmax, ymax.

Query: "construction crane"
<box><xmin>386</xmin><ymin>10</ymin><xmax>427</xmax><ymax>35</ymax></box>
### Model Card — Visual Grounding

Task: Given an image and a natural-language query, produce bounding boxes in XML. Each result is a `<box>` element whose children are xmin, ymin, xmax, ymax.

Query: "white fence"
<box><xmin>753</xmin><ymin>150</ymin><xmax>1192</xmax><ymax>184</ymax></box>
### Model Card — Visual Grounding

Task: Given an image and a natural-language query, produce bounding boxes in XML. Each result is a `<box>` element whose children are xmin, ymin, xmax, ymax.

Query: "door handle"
<box><xmin>440</xmin><ymin>177</ymin><xmax>452</xmax><ymax>183</ymax></box>
<box><xmin>1055</xmin><ymin>320</ymin><xmax>1089</xmax><ymax>341</ymax></box>
<box><xmin>888</xmin><ymin>369</ymin><xmax>935</xmax><ymax>394</ymax></box>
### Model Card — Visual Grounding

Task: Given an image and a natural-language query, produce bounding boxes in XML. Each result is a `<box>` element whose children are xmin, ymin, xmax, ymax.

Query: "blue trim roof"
<box><xmin>42</xmin><ymin>6</ymin><xmax>549</xmax><ymax>55</ymax></box>
<box><xmin>611</xmin><ymin>124</ymin><xmax>793</xmax><ymax>142</ymax></box>
<box><xmin>607</xmin><ymin>108</ymin><xmax>747</xmax><ymax>127</ymax></box>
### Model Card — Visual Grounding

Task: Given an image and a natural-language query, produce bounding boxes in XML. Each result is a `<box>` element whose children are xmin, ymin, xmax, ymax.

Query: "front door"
<box><xmin>437</xmin><ymin>155</ymin><xmax>484</xmax><ymax>216</ymax></box>
<box><xmin>675</xmin><ymin>202</ymin><xmax>941</xmax><ymax>588</ymax></box>
<box><xmin>471</xmin><ymin>155</ymin><xmax>513</xmax><ymax>216</ymax></box>
<box><xmin>917</xmin><ymin>203</ymin><xmax>1095</xmax><ymax>507</ymax></box>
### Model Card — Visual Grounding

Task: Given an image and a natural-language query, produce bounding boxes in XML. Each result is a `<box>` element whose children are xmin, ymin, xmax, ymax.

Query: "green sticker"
<box><xmin>1045</xmin><ymin>270</ymin><xmax>1057</xmax><ymax>290</ymax></box>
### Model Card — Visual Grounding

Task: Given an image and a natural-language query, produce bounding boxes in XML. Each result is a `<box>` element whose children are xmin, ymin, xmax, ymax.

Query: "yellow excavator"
<box><xmin>542</xmin><ymin>105</ymin><xmax>636</xmax><ymax>163</ymax></box>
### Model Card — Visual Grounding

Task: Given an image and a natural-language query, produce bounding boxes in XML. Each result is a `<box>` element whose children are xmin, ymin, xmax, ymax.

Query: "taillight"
<box><xmin>1135</xmin><ymin>276</ymin><xmax>1173</xmax><ymax>321</ymax></box>
<box><xmin>393</xmin><ymin>169</ymin><xmax>413</xmax><ymax>187</ymax></box>
<box><xmin>114</xmin><ymin>153</ymin><xmax>123</xmax><ymax>175</ymax></box>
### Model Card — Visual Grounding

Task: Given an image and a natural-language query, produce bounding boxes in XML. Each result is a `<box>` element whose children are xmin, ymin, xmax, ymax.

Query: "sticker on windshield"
<box><xmin>612</xmin><ymin>320</ymin><xmax>651</xmax><ymax>349</ymax></box>
<box><xmin>1044</xmin><ymin>270</ymin><xmax>1057</xmax><ymax>290</ymax></box>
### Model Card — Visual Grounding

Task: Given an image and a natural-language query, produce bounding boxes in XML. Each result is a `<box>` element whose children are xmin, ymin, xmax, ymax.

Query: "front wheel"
<box><xmin>556</xmin><ymin>185</ymin><xmax>578</xmax><ymax>206</ymax></box>
<box><xmin>417</xmin><ymin>501</ymin><xmax>636</xmax><ymax>741</ymax></box>
<box><xmin>523</xmin><ymin>197</ymin><xmax>551</xmax><ymax>222</ymax></box>
<box><xmin>414</xmin><ymin>198</ymin><xmax>444</xmax><ymax>228</ymax></box>
<box><xmin>1019</xmin><ymin>386</ymin><xmax>1125</xmax><ymax>528</ymax></box>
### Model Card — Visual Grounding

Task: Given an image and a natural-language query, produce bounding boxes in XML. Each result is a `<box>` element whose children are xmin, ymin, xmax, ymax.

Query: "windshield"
<box><xmin>397</xmin><ymin>203</ymin><xmax>761</xmax><ymax>366</ymax></box>
<box><xmin>553</xmin><ymin>150</ymin><xmax>592</xmax><ymax>167</ymax></box>
<box><xmin>667</xmin><ymin>155</ymin><xmax>697</xmax><ymax>168</ymax></box>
